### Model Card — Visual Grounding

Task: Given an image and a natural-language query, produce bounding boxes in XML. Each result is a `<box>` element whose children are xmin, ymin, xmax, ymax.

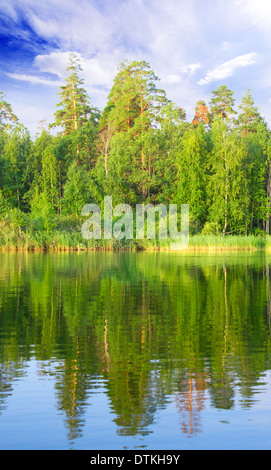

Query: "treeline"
<box><xmin>0</xmin><ymin>52</ymin><xmax>271</xmax><ymax>249</ymax></box>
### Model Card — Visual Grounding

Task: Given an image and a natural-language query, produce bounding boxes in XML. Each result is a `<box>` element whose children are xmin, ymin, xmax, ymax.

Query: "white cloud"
<box><xmin>0</xmin><ymin>1</ymin><xmax>202</xmax><ymax>100</ymax></box>
<box><xmin>1</xmin><ymin>0</ymin><xmax>270</xmax><ymax>131</ymax></box>
<box><xmin>33</xmin><ymin>51</ymin><xmax>117</xmax><ymax>107</ymax></box>
<box><xmin>6</xmin><ymin>73</ymin><xmax>62</xmax><ymax>87</ymax></box>
<box><xmin>0</xmin><ymin>0</ymin><xmax>114</xmax><ymax>53</ymax></box>
<box><xmin>234</xmin><ymin>0</ymin><xmax>271</xmax><ymax>31</ymax></box>
<box><xmin>166</xmin><ymin>74</ymin><xmax>182</xmax><ymax>85</ymax></box>
<box><xmin>34</xmin><ymin>52</ymin><xmax>69</xmax><ymax>77</ymax></box>
<box><xmin>179</xmin><ymin>63</ymin><xmax>201</xmax><ymax>75</ymax></box>
<box><xmin>222</xmin><ymin>41</ymin><xmax>231</xmax><ymax>51</ymax></box>
<box><xmin>198</xmin><ymin>53</ymin><xmax>258</xmax><ymax>86</ymax></box>
<box><xmin>163</xmin><ymin>62</ymin><xmax>201</xmax><ymax>88</ymax></box>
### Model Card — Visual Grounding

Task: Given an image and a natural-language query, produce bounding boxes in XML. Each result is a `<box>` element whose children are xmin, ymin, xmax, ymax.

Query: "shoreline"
<box><xmin>0</xmin><ymin>235</ymin><xmax>270</xmax><ymax>253</ymax></box>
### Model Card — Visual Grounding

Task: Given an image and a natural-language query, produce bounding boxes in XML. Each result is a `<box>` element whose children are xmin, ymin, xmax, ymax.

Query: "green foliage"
<box><xmin>62</xmin><ymin>161</ymin><xmax>92</xmax><ymax>217</ymax></box>
<box><xmin>1</xmin><ymin>124</ymin><xmax>31</xmax><ymax>209</ymax></box>
<box><xmin>99</xmin><ymin>60</ymin><xmax>169</xmax><ymax>202</ymax></box>
<box><xmin>1</xmin><ymin>58</ymin><xmax>271</xmax><ymax>248</ymax></box>
<box><xmin>174</xmin><ymin>123</ymin><xmax>207</xmax><ymax>232</ymax></box>
<box><xmin>0</xmin><ymin>252</ymin><xmax>271</xmax><ymax>439</ymax></box>
<box><xmin>201</xmin><ymin>221</ymin><xmax>219</xmax><ymax>235</ymax></box>
<box><xmin>50</xmin><ymin>53</ymin><xmax>92</xmax><ymax>136</ymax></box>
<box><xmin>103</xmin><ymin>60</ymin><xmax>168</xmax><ymax>134</ymax></box>
<box><xmin>29</xmin><ymin>189</ymin><xmax>56</xmax><ymax>233</ymax></box>
<box><xmin>0</xmin><ymin>91</ymin><xmax>18</xmax><ymax>131</ymax></box>
<box><xmin>0</xmin><ymin>190</ymin><xmax>9</xmax><ymax>219</ymax></box>
<box><xmin>8</xmin><ymin>207</ymin><xmax>28</xmax><ymax>239</ymax></box>
<box><xmin>210</xmin><ymin>85</ymin><xmax>237</xmax><ymax>122</ymax></box>
<box><xmin>235</xmin><ymin>89</ymin><xmax>262</xmax><ymax>135</ymax></box>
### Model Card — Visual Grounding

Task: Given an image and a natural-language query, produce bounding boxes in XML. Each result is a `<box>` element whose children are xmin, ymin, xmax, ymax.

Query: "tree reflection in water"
<box><xmin>0</xmin><ymin>251</ymin><xmax>270</xmax><ymax>443</ymax></box>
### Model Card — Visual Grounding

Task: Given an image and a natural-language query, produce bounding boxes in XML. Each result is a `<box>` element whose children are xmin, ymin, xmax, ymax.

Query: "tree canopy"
<box><xmin>1</xmin><ymin>55</ymin><xmax>271</xmax><ymax>247</ymax></box>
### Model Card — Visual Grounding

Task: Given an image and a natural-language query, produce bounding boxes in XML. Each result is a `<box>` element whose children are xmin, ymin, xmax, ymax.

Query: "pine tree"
<box><xmin>100</xmin><ymin>60</ymin><xmax>168</xmax><ymax>201</ymax></box>
<box><xmin>236</xmin><ymin>90</ymin><xmax>261</xmax><ymax>136</ymax></box>
<box><xmin>72</xmin><ymin>110</ymin><xmax>100</xmax><ymax>170</ymax></box>
<box><xmin>192</xmin><ymin>100</ymin><xmax>210</xmax><ymax>127</ymax></box>
<box><xmin>0</xmin><ymin>91</ymin><xmax>18</xmax><ymax>131</ymax></box>
<box><xmin>104</xmin><ymin>61</ymin><xmax>139</xmax><ymax>133</ymax></box>
<box><xmin>50</xmin><ymin>53</ymin><xmax>91</xmax><ymax>136</ymax></box>
<box><xmin>210</xmin><ymin>85</ymin><xmax>236</xmax><ymax>122</ymax></box>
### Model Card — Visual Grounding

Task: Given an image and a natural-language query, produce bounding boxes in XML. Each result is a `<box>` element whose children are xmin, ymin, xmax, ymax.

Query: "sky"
<box><xmin>1</xmin><ymin>0</ymin><xmax>271</xmax><ymax>137</ymax></box>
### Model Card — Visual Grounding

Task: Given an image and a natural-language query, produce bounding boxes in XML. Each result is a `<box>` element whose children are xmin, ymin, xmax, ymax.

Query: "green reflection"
<box><xmin>0</xmin><ymin>252</ymin><xmax>271</xmax><ymax>441</ymax></box>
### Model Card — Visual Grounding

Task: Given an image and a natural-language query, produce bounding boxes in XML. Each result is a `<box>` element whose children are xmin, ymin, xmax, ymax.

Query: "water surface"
<box><xmin>0</xmin><ymin>251</ymin><xmax>271</xmax><ymax>450</ymax></box>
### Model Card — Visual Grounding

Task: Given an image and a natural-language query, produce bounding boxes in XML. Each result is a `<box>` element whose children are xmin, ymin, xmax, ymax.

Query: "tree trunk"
<box><xmin>104</xmin><ymin>142</ymin><xmax>109</xmax><ymax>176</ymax></box>
<box><xmin>223</xmin><ymin>191</ymin><xmax>228</xmax><ymax>236</ymax></box>
<box><xmin>223</xmin><ymin>136</ymin><xmax>228</xmax><ymax>236</ymax></box>
<box><xmin>266</xmin><ymin>161</ymin><xmax>271</xmax><ymax>234</ymax></box>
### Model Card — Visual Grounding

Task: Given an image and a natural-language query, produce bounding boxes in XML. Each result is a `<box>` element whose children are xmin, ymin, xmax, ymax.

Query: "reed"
<box><xmin>185</xmin><ymin>234</ymin><xmax>267</xmax><ymax>251</ymax></box>
<box><xmin>1</xmin><ymin>216</ymin><xmax>270</xmax><ymax>252</ymax></box>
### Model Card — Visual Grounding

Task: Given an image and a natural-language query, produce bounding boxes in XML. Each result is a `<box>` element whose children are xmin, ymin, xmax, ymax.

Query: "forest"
<box><xmin>1</xmin><ymin>52</ymin><xmax>271</xmax><ymax>251</ymax></box>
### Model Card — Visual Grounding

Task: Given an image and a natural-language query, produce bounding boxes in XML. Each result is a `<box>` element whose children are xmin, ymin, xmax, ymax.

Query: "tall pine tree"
<box><xmin>235</xmin><ymin>90</ymin><xmax>261</xmax><ymax>136</ymax></box>
<box><xmin>210</xmin><ymin>85</ymin><xmax>236</xmax><ymax>122</ymax></box>
<box><xmin>50</xmin><ymin>53</ymin><xmax>91</xmax><ymax>135</ymax></box>
<box><xmin>0</xmin><ymin>91</ymin><xmax>18</xmax><ymax>131</ymax></box>
<box><xmin>99</xmin><ymin>60</ymin><xmax>168</xmax><ymax>202</ymax></box>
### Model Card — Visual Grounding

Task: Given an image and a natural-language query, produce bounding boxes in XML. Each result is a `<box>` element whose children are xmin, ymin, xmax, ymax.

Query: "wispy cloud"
<box><xmin>0</xmin><ymin>0</ymin><xmax>270</xmax><ymax>134</ymax></box>
<box><xmin>179</xmin><ymin>62</ymin><xmax>201</xmax><ymax>75</ymax></box>
<box><xmin>198</xmin><ymin>53</ymin><xmax>258</xmax><ymax>86</ymax></box>
<box><xmin>163</xmin><ymin>62</ymin><xmax>201</xmax><ymax>87</ymax></box>
<box><xmin>31</xmin><ymin>51</ymin><xmax>118</xmax><ymax>109</ymax></box>
<box><xmin>234</xmin><ymin>0</ymin><xmax>271</xmax><ymax>32</ymax></box>
<box><xmin>166</xmin><ymin>74</ymin><xmax>182</xmax><ymax>85</ymax></box>
<box><xmin>34</xmin><ymin>52</ymin><xmax>116</xmax><ymax>89</ymax></box>
<box><xmin>6</xmin><ymin>72</ymin><xmax>63</xmax><ymax>87</ymax></box>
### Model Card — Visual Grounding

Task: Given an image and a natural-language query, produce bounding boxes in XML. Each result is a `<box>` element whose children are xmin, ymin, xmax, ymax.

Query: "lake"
<box><xmin>0</xmin><ymin>251</ymin><xmax>271</xmax><ymax>450</ymax></box>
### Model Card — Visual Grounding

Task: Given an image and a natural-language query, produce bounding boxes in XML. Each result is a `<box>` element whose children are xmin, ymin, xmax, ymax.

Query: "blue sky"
<box><xmin>1</xmin><ymin>0</ymin><xmax>271</xmax><ymax>136</ymax></box>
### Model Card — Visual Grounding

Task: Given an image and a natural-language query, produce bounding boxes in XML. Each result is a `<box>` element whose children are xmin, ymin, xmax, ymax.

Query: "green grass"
<box><xmin>186</xmin><ymin>234</ymin><xmax>268</xmax><ymax>251</ymax></box>
<box><xmin>131</xmin><ymin>234</ymin><xmax>270</xmax><ymax>252</ymax></box>
<box><xmin>1</xmin><ymin>215</ymin><xmax>271</xmax><ymax>252</ymax></box>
